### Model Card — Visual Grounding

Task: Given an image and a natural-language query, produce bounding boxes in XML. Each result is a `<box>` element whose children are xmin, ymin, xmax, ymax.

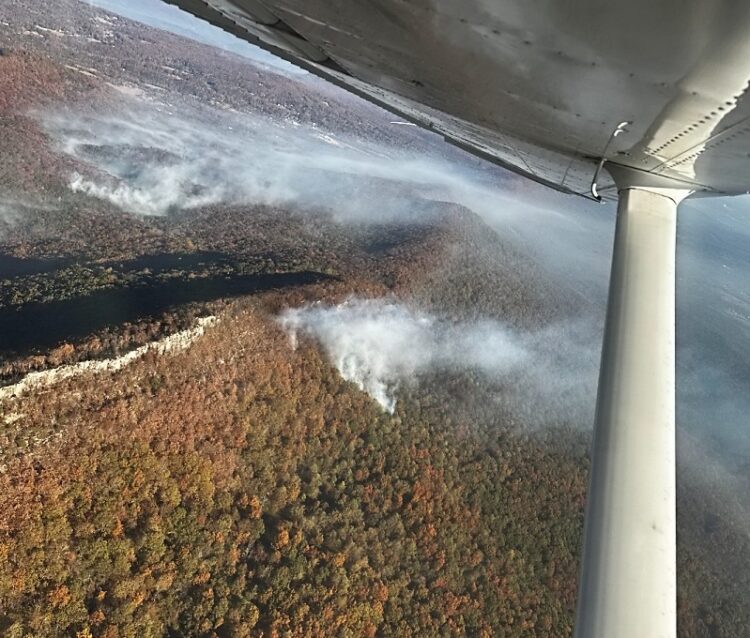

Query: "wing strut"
<box><xmin>574</xmin><ymin>183</ymin><xmax>690</xmax><ymax>638</ymax></box>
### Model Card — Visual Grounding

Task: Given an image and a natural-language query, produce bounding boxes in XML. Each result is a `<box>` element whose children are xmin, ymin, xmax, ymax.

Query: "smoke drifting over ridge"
<box><xmin>37</xmin><ymin>97</ymin><xmax>568</xmax><ymax>233</ymax></box>
<box><xmin>280</xmin><ymin>298</ymin><xmax>599</xmax><ymax>423</ymax></box>
<box><xmin>33</xmin><ymin>95</ymin><xmax>609</xmax><ymax>428</ymax></box>
<box><xmin>33</xmin><ymin>92</ymin><xmax>750</xmax><ymax>457</ymax></box>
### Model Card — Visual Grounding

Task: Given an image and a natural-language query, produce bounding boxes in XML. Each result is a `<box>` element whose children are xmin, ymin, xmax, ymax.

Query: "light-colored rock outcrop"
<box><xmin>0</xmin><ymin>316</ymin><xmax>217</xmax><ymax>402</ymax></box>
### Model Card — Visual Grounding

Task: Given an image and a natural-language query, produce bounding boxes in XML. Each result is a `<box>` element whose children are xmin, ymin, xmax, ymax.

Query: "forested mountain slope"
<box><xmin>0</xmin><ymin>1</ymin><xmax>747</xmax><ymax>636</ymax></box>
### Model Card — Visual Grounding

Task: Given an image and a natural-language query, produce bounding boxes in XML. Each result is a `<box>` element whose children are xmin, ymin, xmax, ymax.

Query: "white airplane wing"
<box><xmin>165</xmin><ymin>0</ymin><xmax>750</xmax><ymax>200</ymax></box>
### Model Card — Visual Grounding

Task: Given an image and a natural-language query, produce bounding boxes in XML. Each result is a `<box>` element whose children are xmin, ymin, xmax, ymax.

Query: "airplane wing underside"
<box><xmin>165</xmin><ymin>0</ymin><xmax>750</xmax><ymax>200</ymax></box>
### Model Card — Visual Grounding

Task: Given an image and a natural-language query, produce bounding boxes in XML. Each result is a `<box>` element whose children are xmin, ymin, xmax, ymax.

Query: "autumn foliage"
<box><xmin>0</xmin><ymin>299</ymin><xmax>589</xmax><ymax>637</ymax></box>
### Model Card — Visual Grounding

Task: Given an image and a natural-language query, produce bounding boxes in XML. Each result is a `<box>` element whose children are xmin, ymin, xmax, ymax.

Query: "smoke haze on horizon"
<box><xmin>37</xmin><ymin>97</ymin><xmax>554</xmax><ymax>229</ymax></box>
<box><xmin>83</xmin><ymin>0</ymin><xmax>303</xmax><ymax>74</ymax></box>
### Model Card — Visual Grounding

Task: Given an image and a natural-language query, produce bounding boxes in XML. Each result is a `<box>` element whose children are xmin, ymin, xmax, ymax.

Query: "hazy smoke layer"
<box><xmin>0</xmin><ymin>195</ymin><xmax>54</xmax><ymax>236</ymax></box>
<box><xmin>34</xmin><ymin>97</ymin><xmax>750</xmax><ymax>459</ymax></box>
<box><xmin>0</xmin><ymin>199</ymin><xmax>21</xmax><ymax>229</ymax></box>
<box><xmin>39</xmin><ymin>100</ymin><xmax>510</xmax><ymax>222</ymax></box>
<box><xmin>38</xmin><ymin>96</ymin><xmax>603</xmax><ymax>247</ymax></box>
<box><xmin>279</xmin><ymin>297</ymin><xmax>598</xmax><ymax>419</ymax></box>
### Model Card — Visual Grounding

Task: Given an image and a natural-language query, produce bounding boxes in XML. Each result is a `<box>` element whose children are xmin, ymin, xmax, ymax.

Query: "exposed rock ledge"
<box><xmin>1</xmin><ymin>316</ymin><xmax>217</xmax><ymax>405</ymax></box>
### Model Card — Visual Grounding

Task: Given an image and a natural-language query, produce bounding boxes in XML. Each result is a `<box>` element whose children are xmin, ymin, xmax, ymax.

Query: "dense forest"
<box><xmin>0</xmin><ymin>0</ymin><xmax>748</xmax><ymax>636</ymax></box>
<box><xmin>1</xmin><ymin>282</ymin><xmax>747</xmax><ymax>637</ymax></box>
<box><xmin>0</xmin><ymin>295</ymin><xmax>590</xmax><ymax>638</ymax></box>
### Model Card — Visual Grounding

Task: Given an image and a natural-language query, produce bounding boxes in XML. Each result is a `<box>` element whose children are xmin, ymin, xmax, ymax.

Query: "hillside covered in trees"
<box><xmin>0</xmin><ymin>1</ymin><xmax>748</xmax><ymax>636</ymax></box>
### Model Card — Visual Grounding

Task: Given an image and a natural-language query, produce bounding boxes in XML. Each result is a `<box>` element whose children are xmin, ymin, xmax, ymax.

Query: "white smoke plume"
<box><xmin>33</xmin><ymin>97</ymin><xmax>750</xmax><ymax>458</ymax></box>
<box><xmin>0</xmin><ymin>199</ymin><xmax>21</xmax><ymax>229</ymax></box>
<box><xmin>0</xmin><ymin>195</ymin><xmax>56</xmax><ymax>237</ymax></box>
<box><xmin>36</xmin><ymin>99</ymin><xmax>543</xmax><ymax>226</ymax></box>
<box><xmin>279</xmin><ymin>297</ymin><xmax>598</xmax><ymax>419</ymax></box>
